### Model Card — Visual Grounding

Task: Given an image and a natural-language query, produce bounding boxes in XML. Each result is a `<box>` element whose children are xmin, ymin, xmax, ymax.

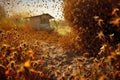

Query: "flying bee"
<box><xmin>98</xmin><ymin>19</ymin><xmax>104</xmax><ymax>26</ymax></box>
<box><xmin>115</xmin><ymin>49</ymin><xmax>120</xmax><ymax>55</ymax></box>
<box><xmin>24</xmin><ymin>60</ymin><xmax>31</xmax><ymax>68</ymax></box>
<box><xmin>100</xmin><ymin>43</ymin><xmax>107</xmax><ymax>50</ymax></box>
<box><xmin>93</xmin><ymin>16</ymin><xmax>104</xmax><ymax>26</ymax></box>
<box><xmin>93</xmin><ymin>16</ymin><xmax>99</xmax><ymax>21</ymax></box>
<box><xmin>109</xmin><ymin>17</ymin><xmax>120</xmax><ymax>27</ymax></box>
<box><xmin>109</xmin><ymin>33</ymin><xmax>114</xmax><ymax>41</ymax></box>
<box><xmin>111</xmin><ymin>8</ymin><xmax>119</xmax><ymax>16</ymax></box>
<box><xmin>96</xmin><ymin>31</ymin><xmax>105</xmax><ymax>40</ymax></box>
<box><xmin>98</xmin><ymin>43</ymin><xmax>107</xmax><ymax>54</ymax></box>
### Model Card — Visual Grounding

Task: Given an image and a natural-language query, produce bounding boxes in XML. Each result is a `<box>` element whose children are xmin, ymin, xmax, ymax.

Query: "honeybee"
<box><xmin>93</xmin><ymin>16</ymin><xmax>104</xmax><ymax>26</ymax></box>
<box><xmin>111</xmin><ymin>8</ymin><xmax>119</xmax><ymax>16</ymax></box>
<box><xmin>24</xmin><ymin>60</ymin><xmax>31</xmax><ymax>68</ymax></box>
<box><xmin>109</xmin><ymin>17</ymin><xmax>120</xmax><ymax>27</ymax></box>
<box><xmin>96</xmin><ymin>31</ymin><xmax>105</xmax><ymax>40</ymax></box>
<box><xmin>109</xmin><ymin>33</ymin><xmax>114</xmax><ymax>41</ymax></box>
<box><xmin>93</xmin><ymin>16</ymin><xmax>99</xmax><ymax>21</ymax></box>
<box><xmin>98</xmin><ymin>19</ymin><xmax>104</xmax><ymax>26</ymax></box>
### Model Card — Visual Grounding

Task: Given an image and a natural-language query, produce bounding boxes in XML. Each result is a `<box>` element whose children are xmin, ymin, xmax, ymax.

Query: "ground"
<box><xmin>0</xmin><ymin>28</ymin><xmax>120</xmax><ymax>80</ymax></box>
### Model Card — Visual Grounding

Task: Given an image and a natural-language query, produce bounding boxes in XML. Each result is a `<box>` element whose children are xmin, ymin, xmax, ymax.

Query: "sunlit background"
<box><xmin>0</xmin><ymin>0</ymin><xmax>63</xmax><ymax>20</ymax></box>
<box><xmin>0</xmin><ymin>0</ymin><xmax>72</xmax><ymax>35</ymax></box>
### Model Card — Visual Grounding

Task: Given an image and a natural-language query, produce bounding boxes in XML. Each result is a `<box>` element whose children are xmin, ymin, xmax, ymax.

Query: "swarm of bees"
<box><xmin>63</xmin><ymin>0</ymin><xmax>120</xmax><ymax>56</ymax></box>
